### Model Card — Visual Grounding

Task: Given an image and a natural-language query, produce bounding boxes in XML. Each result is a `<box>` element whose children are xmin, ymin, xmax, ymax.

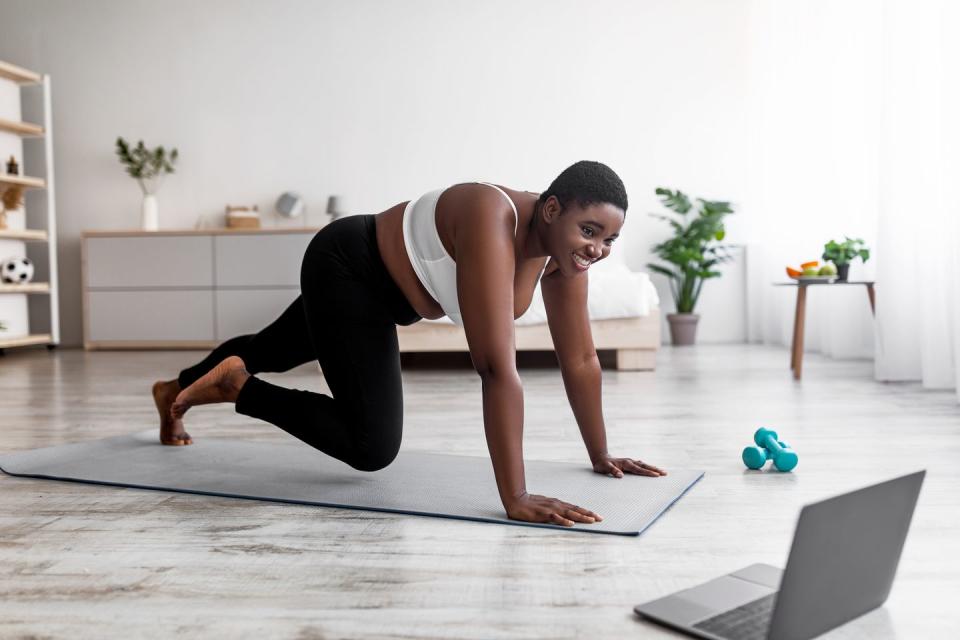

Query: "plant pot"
<box><xmin>836</xmin><ymin>263</ymin><xmax>850</xmax><ymax>281</ymax></box>
<box><xmin>667</xmin><ymin>313</ymin><xmax>700</xmax><ymax>346</ymax></box>
<box><xmin>141</xmin><ymin>194</ymin><xmax>159</xmax><ymax>231</ymax></box>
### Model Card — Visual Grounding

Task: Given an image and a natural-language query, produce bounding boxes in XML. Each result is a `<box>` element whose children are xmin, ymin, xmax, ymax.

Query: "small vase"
<box><xmin>141</xmin><ymin>194</ymin><xmax>159</xmax><ymax>231</ymax></box>
<box><xmin>836</xmin><ymin>263</ymin><xmax>850</xmax><ymax>281</ymax></box>
<box><xmin>667</xmin><ymin>313</ymin><xmax>700</xmax><ymax>346</ymax></box>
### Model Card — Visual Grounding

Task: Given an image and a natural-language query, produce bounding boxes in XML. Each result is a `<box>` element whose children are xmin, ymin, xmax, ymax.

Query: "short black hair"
<box><xmin>538</xmin><ymin>160</ymin><xmax>628</xmax><ymax>214</ymax></box>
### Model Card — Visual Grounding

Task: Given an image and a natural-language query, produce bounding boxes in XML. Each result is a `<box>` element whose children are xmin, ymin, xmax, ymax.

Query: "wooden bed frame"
<box><xmin>396</xmin><ymin>309</ymin><xmax>660</xmax><ymax>370</ymax></box>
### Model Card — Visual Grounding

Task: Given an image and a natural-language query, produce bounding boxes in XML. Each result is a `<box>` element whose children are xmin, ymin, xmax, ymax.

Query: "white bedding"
<box><xmin>423</xmin><ymin>262</ymin><xmax>660</xmax><ymax>326</ymax></box>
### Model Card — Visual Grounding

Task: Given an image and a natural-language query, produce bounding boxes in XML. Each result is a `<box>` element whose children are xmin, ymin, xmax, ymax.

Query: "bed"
<box><xmin>397</xmin><ymin>261</ymin><xmax>661</xmax><ymax>370</ymax></box>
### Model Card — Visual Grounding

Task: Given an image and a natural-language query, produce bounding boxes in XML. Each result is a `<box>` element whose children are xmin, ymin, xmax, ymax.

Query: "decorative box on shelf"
<box><xmin>225</xmin><ymin>205</ymin><xmax>260</xmax><ymax>229</ymax></box>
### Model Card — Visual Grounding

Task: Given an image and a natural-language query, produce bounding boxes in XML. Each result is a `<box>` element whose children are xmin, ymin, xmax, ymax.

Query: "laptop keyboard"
<box><xmin>692</xmin><ymin>593</ymin><xmax>777</xmax><ymax>640</ymax></box>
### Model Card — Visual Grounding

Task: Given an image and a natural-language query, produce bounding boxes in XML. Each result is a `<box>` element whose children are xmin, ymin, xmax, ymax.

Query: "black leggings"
<box><xmin>177</xmin><ymin>215</ymin><xmax>421</xmax><ymax>471</ymax></box>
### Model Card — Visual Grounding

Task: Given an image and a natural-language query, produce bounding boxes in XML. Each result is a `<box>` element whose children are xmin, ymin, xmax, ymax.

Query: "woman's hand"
<box><xmin>593</xmin><ymin>454</ymin><xmax>668</xmax><ymax>478</ymax></box>
<box><xmin>505</xmin><ymin>493</ymin><xmax>603</xmax><ymax>527</ymax></box>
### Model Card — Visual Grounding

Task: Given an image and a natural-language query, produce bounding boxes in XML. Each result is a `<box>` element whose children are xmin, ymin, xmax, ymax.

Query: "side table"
<box><xmin>774</xmin><ymin>280</ymin><xmax>876</xmax><ymax>380</ymax></box>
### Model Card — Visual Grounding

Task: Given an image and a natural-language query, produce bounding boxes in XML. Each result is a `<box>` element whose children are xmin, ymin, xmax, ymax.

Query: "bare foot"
<box><xmin>153</xmin><ymin>379</ymin><xmax>193</xmax><ymax>446</ymax></box>
<box><xmin>171</xmin><ymin>356</ymin><xmax>250</xmax><ymax>420</ymax></box>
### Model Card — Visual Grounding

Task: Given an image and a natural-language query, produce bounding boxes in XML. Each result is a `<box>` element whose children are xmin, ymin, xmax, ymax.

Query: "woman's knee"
<box><xmin>349</xmin><ymin>447</ymin><xmax>399</xmax><ymax>472</ymax></box>
<box><xmin>348</xmin><ymin>427</ymin><xmax>402</xmax><ymax>472</ymax></box>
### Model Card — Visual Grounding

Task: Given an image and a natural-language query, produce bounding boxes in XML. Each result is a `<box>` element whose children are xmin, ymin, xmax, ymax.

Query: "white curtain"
<box><xmin>874</xmin><ymin>0</ymin><xmax>960</xmax><ymax>398</ymax></box>
<box><xmin>744</xmin><ymin>0</ymin><xmax>960</xmax><ymax>400</ymax></box>
<box><xmin>743</xmin><ymin>0</ymin><xmax>880</xmax><ymax>360</ymax></box>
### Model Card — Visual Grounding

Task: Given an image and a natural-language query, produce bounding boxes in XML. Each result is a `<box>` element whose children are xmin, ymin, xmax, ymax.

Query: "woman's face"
<box><xmin>541</xmin><ymin>197</ymin><xmax>625</xmax><ymax>276</ymax></box>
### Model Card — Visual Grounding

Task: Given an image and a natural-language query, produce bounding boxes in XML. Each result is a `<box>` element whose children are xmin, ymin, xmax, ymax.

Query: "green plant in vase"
<box><xmin>115</xmin><ymin>137</ymin><xmax>178</xmax><ymax>231</ymax></box>
<box><xmin>647</xmin><ymin>187</ymin><xmax>735</xmax><ymax>345</ymax></box>
<box><xmin>822</xmin><ymin>237</ymin><xmax>870</xmax><ymax>281</ymax></box>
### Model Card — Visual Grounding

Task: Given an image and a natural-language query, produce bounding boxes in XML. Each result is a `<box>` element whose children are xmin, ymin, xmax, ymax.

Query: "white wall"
<box><xmin>0</xmin><ymin>0</ymin><xmax>751</xmax><ymax>348</ymax></box>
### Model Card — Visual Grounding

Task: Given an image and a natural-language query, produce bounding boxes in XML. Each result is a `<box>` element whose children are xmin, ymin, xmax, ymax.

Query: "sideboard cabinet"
<box><xmin>82</xmin><ymin>229</ymin><xmax>317</xmax><ymax>349</ymax></box>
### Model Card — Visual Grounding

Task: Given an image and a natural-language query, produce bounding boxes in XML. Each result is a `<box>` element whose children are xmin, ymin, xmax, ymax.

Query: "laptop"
<box><xmin>634</xmin><ymin>470</ymin><xmax>925</xmax><ymax>640</ymax></box>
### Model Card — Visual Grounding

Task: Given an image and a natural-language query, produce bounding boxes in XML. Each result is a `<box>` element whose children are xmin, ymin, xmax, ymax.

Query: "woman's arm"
<box><xmin>455</xmin><ymin>202</ymin><xmax>601</xmax><ymax>526</ymax></box>
<box><xmin>455</xmin><ymin>201</ymin><xmax>524</xmax><ymax>508</ymax></box>
<box><xmin>541</xmin><ymin>268</ymin><xmax>608</xmax><ymax>462</ymax></box>
<box><xmin>542</xmin><ymin>268</ymin><xmax>668</xmax><ymax>478</ymax></box>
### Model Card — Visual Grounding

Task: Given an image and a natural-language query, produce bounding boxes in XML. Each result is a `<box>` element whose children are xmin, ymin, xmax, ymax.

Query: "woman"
<box><xmin>152</xmin><ymin>160</ymin><xmax>666</xmax><ymax>527</ymax></box>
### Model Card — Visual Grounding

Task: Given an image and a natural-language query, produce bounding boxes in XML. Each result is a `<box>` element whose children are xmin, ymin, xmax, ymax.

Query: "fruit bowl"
<box><xmin>786</xmin><ymin>260</ymin><xmax>838</xmax><ymax>282</ymax></box>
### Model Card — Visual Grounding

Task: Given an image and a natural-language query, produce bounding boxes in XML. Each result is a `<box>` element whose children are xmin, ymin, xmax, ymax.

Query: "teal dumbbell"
<box><xmin>742</xmin><ymin>427</ymin><xmax>798</xmax><ymax>472</ymax></box>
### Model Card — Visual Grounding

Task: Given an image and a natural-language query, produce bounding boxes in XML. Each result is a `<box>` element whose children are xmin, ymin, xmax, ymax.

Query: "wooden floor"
<box><xmin>0</xmin><ymin>344</ymin><xmax>957</xmax><ymax>639</ymax></box>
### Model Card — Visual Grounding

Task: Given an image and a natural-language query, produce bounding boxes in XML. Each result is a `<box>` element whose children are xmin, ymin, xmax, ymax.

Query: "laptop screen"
<box><xmin>769</xmin><ymin>470</ymin><xmax>925</xmax><ymax>640</ymax></box>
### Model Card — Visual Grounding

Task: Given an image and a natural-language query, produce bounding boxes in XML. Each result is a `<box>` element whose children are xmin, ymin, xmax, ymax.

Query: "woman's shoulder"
<box><xmin>440</xmin><ymin>182</ymin><xmax>522</xmax><ymax>218</ymax></box>
<box><xmin>446</xmin><ymin>181</ymin><xmax>538</xmax><ymax>199</ymax></box>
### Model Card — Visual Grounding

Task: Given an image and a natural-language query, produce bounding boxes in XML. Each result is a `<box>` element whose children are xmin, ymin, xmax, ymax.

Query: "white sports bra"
<box><xmin>401</xmin><ymin>182</ymin><xmax>518</xmax><ymax>325</ymax></box>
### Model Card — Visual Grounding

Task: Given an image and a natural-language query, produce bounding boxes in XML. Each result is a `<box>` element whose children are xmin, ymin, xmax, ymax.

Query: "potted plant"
<box><xmin>821</xmin><ymin>237</ymin><xmax>870</xmax><ymax>281</ymax></box>
<box><xmin>647</xmin><ymin>187</ymin><xmax>735</xmax><ymax>345</ymax></box>
<box><xmin>115</xmin><ymin>137</ymin><xmax>178</xmax><ymax>231</ymax></box>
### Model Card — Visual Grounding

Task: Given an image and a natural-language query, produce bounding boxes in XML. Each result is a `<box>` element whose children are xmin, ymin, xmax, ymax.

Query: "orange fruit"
<box><xmin>800</xmin><ymin>261</ymin><xmax>819</xmax><ymax>269</ymax></box>
<box><xmin>786</xmin><ymin>267</ymin><xmax>802</xmax><ymax>278</ymax></box>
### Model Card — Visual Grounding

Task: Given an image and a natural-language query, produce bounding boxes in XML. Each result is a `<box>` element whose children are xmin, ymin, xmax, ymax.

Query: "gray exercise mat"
<box><xmin>0</xmin><ymin>431</ymin><xmax>702</xmax><ymax>536</ymax></box>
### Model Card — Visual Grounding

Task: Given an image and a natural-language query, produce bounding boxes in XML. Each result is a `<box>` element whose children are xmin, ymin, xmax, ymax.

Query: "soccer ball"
<box><xmin>1</xmin><ymin>257</ymin><xmax>34</xmax><ymax>284</ymax></box>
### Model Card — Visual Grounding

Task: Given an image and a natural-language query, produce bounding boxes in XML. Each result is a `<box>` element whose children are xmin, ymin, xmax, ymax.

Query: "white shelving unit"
<box><xmin>0</xmin><ymin>59</ymin><xmax>59</xmax><ymax>351</ymax></box>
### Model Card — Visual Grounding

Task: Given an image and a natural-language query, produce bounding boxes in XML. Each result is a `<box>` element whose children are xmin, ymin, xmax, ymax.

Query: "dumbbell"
<box><xmin>742</xmin><ymin>427</ymin><xmax>798</xmax><ymax>472</ymax></box>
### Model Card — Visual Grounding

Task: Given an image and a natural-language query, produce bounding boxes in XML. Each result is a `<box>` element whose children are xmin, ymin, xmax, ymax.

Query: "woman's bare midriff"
<box><xmin>374</xmin><ymin>183</ymin><xmax>549</xmax><ymax>321</ymax></box>
<box><xmin>375</xmin><ymin>201</ymin><xmax>446</xmax><ymax>320</ymax></box>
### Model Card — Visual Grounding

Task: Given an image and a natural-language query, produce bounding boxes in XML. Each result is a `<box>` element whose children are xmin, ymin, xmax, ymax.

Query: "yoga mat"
<box><xmin>0</xmin><ymin>431</ymin><xmax>702</xmax><ymax>536</ymax></box>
